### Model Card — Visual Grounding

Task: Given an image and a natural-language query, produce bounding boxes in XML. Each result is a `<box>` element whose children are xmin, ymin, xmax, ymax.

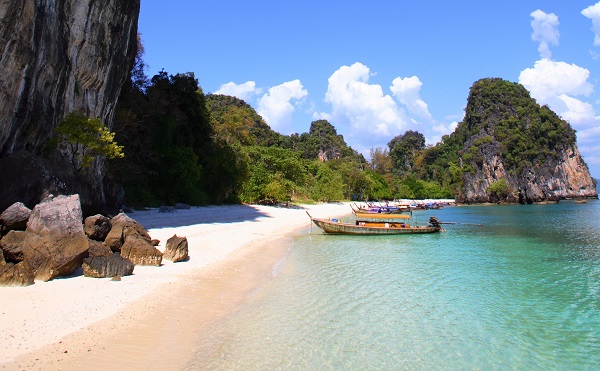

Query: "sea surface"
<box><xmin>190</xmin><ymin>200</ymin><xmax>600</xmax><ymax>370</ymax></box>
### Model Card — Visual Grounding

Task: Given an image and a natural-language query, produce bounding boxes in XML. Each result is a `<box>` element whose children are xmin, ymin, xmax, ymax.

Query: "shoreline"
<box><xmin>0</xmin><ymin>202</ymin><xmax>352</xmax><ymax>369</ymax></box>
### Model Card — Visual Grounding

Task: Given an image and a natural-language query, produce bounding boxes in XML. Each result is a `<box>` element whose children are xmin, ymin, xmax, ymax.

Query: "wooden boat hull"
<box><xmin>310</xmin><ymin>217</ymin><xmax>440</xmax><ymax>235</ymax></box>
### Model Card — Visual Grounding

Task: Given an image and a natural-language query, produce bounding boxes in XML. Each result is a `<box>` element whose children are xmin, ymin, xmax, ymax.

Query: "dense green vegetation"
<box><xmin>108</xmin><ymin>48</ymin><xmax>578</xmax><ymax>206</ymax></box>
<box><xmin>407</xmin><ymin>78</ymin><xmax>577</xmax><ymax>193</ymax></box>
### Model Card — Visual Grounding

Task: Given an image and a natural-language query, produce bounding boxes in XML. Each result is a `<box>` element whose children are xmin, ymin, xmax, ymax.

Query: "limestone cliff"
<box><xmin>0</xmin><ymin>0</ymin><xmax>139</xmax><ymax>211</ymax></box>
<box><xmin>455</xmin><ymin>78</ymin><xmax>597</xmax><ymax>204</ymax></box>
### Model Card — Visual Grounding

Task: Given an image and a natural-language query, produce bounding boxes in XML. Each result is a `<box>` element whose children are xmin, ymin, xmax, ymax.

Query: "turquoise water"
<box><xmin>191</xmin><ymin>201</ymin><xmax>600</xmax><ymax>370</ymax></box>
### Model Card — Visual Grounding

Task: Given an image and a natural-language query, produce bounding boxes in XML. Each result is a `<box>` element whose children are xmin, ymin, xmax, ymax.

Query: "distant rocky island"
<box><xmin>448</xmin><ymin>78</ymin><xmax>597</xmax><ymax>204</ymax></box>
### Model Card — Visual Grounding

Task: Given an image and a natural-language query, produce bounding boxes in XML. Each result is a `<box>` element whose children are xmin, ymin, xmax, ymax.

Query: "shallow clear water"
<box><xmin>190</xmin><ymin>201</ymin><xmax>600</xmax><ymax>370</ymax></box>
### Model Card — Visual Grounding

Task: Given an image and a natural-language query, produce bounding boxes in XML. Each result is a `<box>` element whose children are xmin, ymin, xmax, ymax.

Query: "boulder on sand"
<box><xmin>82</xmin><ymin>253</ymin><xmax>134</xmax><ymax>278</ymax></box>
<box><xmin>0</xmin><ymin>257</ymin><xmax>35</xmax><ymax>286</ymax></box>
<box><xmin>104</xmin><ymin>213</ymin><xmax>152</xmax><ymax>252</ymax></box>
<box><xmin>164</xmin><ymin>235</ymin><xmax>189</xmax><ymax>262</ymax></box>
<box><xmin>121</xmin><ymin>235</ymin><xmax>163</xmax><ymax>266</ymax></box>
<box><xmin>83</xmin><ymin>214</ymin><xmax>111</xmax><ymax>241</ymax></box>
<box><xmin>22</xmin><ymin>194</ymin><xmax>89</xmax><ymax>281</ymax></box>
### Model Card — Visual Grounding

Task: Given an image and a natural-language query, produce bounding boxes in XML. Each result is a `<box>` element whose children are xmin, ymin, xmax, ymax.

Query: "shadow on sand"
<box><xmin>127</xmin><ymin>204</ymin><xmax>307</xmax><ymax>230</ymax></box>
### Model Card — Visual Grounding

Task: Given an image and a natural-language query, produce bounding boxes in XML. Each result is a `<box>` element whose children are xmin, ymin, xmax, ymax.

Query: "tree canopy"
<box><xmin>110</xmin><ymin>49</ymin><xmax>580</xmax><ymax>207</ymax></box>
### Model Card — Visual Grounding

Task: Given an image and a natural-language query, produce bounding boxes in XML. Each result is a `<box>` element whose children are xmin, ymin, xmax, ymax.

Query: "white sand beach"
<box><xmin>0</xmin><ymin>202</ymin><xmax>351</xmax><ymax>370</ymax></box>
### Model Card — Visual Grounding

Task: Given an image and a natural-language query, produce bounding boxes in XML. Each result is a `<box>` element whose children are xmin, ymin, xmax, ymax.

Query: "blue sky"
<box><xmin>139</xmin><ymin>1</ymin><xmax>600</xmax><ymax>178</ymax></box>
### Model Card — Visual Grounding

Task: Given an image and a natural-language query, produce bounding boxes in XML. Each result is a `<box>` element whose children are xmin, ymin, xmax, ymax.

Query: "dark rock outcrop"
<box><xmin>164</xmin><ymin>235</ymin><xmax>189</xmax><ymax>262</ymax></box>
<box><xmin>0</xmin><ymin>261</ymin><xmax>35</xmax><ymax>287</ymax></box>
<box><xmin>0</xmin><ymin>202</ymin><xmax>31</xmax><ymax>233</ymax></box>
<box><xmin>22</xmin><ymin>194</ymin><xmax>89</xmax><ymax>281</ymax></box>
<box><xmin>88</xmin><ymin>240</ymin><xmax>113</xmax><ymax>258</ymax></box>
<box><xmin>104</xmin><ymin>213</ymin><xmax>152</xmax><ymax>252</ymax></box>
<box><xmin>0</xmin><ymin>0</ymin><xmax>140</xmax><ymax>211</ymax></box>
<box><xmin>120</xmin><ymin>235</ymin><xmax>162</xmax><ymax>266</ymax></box>
<box><xmin>82</xmin><ymin>253</ymin><xmax>134</xmax><ymax>278</ymax></box>
<box><xmin>0</xmin><ymin>230</ymin><xmax>26</xmax><ymax>263</ymax></box>
<box><xmin>84</xmin><ymin>215</ymin><xmax>112</xmax><ymax>241</ymax></box>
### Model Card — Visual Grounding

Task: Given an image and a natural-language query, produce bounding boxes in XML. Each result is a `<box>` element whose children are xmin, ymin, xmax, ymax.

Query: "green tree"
<box><xmin>53</xmin><ymin>112</ymin><xmax>124</xmax><ymax>173</ymax></box>
<box><xmin>239</xmin><ymin>146</ymin><xmax>308</xmax><ymax>203</ymax></box>
<box><xmin>310</xmin><ymin>162</ymin><xmax>345</xmax><ymax>202</ymax></box>
<box><xmin>157</xmin><ymin>146</ymin><xmax>205</xmax><ymax>205</ymax></box>
<box><xmin>388</xmin><ymin>130</ymin><xmax>425</xmax><ymax>175</ymax></box>
<box><xmin>488</xmin><ymin>178</ymin><xmax>510</xmax><ymax>202</ymax></box>
<box><xmin>365</xmin><ymin>170</ymin><xmax>392</xmax><ymax>200</ymax></box>
<box><xmin>369</xmin><ymin>147</ymin><xmax>393</xmax><ymax>176</ymax></box>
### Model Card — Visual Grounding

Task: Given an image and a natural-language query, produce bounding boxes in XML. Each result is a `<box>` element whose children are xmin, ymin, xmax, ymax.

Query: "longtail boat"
<box><xmin>353</xmin><ymin>211</ymin><xmax>412</xmax><ymax>222</ymax></box>
<box><xmin>351</xmin><ymin>202</ymin><xmax>409</xmax><ymax>214</ymax></box>
<box><xmin>307</xmin><ymin>212</ymin><xmax>442</xmax><ymax>235</ymax></box>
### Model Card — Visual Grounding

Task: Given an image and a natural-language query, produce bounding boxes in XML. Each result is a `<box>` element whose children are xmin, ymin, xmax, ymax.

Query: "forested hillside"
<box><xmin>110</xmin><ymin>59</ymin><xmax>384</xmax><ymax>206</ymax></box>
<box><xmin>109</xmin><ymin>51</ymin><xmax>596</xmax><ymax>206</ymax></box>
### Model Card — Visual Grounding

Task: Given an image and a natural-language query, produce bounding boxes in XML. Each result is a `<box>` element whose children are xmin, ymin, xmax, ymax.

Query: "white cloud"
<box><xmin>390</xmin><ymin>76</ymin><xmax>433</xmax><ymax>121</ymax></box>
<box><xmin>530</xmin><ymin>10</ymin><xmax>560</xmax><ymax>58</ymax></box>
<box><xmin>323</xmin><ymin>62</ymin><xmax>410</xmax><ymax>148</ymax></box>
<box><xmin>582</xmin><ymin>2</ymin><xmax>600</xmax><ymax>46</ymax></box>
<box><xmin>578</xmin><ymin>125</ymin><xmax>600</xmax><ymax>143</ymax></box>
<box><xmin>519</xmin><ymin>59</ymin><xmax>593</xmax><ymax>103</ymax></box>
<box><xmin>558</xmin><ymin>94</ymin><xmax>598</xmax><ymax>127</ymax></box>
<box><xmin>519</xmin><ymin>58</ymin><xmax>600</xmax><ymax>177</ymax></box>
<box><xmin>427</xmin><ymin>121</ymin><xmax>459</xmax><ymax>146</ymax></box>
<box><xmin>214</xmin><ymin>81</ymin><xmax>260</xmax><ymax>102</ymax></box>
<box><xmin>519</xmin><ymin>59</ymin><xmax>596</xmax><ymax>129</ymax></box>
<box><xmin>257</xmin><ymin>80</ymin><xmax>308</xmax><ymax>134</ymax></box>
<box><xmin>577</xmin><ymin>129</ymin><xmax>600</xmax><ymax>170</ymax></box>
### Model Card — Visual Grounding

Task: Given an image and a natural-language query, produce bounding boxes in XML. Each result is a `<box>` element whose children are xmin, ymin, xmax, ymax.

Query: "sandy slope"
<box><xmin>0</xmin><ymin>202</ymin><xmax>351</xmax><ymax>369</ymax></box>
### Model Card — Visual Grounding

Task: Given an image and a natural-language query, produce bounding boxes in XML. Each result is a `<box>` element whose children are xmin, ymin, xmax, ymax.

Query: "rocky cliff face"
<box><xmin>0</xmin><ymin>0</ymin><xmax>140</xmax><ymax>211</ymax></box>
<box><xmin>455</xmin><ymin>78</ymin><xmax>597</xmax><ymax>204</ymax></box>
<box><xmin>460</xmin><ymin>142</ymin><xmax>597</xmax><ymax>203</ymax></box>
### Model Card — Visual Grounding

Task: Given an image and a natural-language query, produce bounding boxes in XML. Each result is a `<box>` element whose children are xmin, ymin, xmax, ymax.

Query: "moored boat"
<box><xmin>307</xmin><ymin>212</ymin><xmax>442</xmax><ymax>235</ymax></box>
<box><xmin>351</xmin><ymin>202</ymin><xmax>410</xmax><ymax>214</ymax></box>
<box><xmin>353</xmin><ymin>211</ymin><xmax>412</xmax><ymax>222</ymax></box>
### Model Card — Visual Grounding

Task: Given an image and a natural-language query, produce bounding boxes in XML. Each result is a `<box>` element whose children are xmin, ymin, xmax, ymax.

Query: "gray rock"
<box><xmin>0</xmin><ymin>230</ymin><xmax>26</xmax><ymax>263</ymax></box>
<box><xmin>104</xmin><ymin>213</ymin><xmax>152</xmax><ymax>252</ymax></box>
<box><xmin>84</xmin><ymin>214</ymin><xmax>111</xmax><ymax>241</ymax></box>
<box><xmin>159</xmin><ymin>206</ymin><xmax>176</xmax><ymax>213</ymax></box>
<box><xmin>22</xmin><ymin>194</ymin><xmax>89</xmax><ymax>281</ymax></box>
<box><xmin>0</xmin><ymin>202</ymin><xmax>31</xmax><ymax>232</ymax></box>
<box><xmin>0</xmin><ymin>261</ymin><xmax>35</xmax><ymax>286</ymax></box>
<box><xmin>88</xmin><ymin>240</ymin><xmax>113</xmax><ymax>258</ymax></box>
<box><xmin>164</xmin><ymin>235</ymin><xmax>189</xmax><ymax>263</ymax></box>
<box><xmin>82</xmin><ymin>253</ymin><xmax>134</xmax><ymax>278</ymax></box>
<box><xmin>121</xmin><ymin>235</ymin><xmax>162</xmax><ymax>266</ymax></box>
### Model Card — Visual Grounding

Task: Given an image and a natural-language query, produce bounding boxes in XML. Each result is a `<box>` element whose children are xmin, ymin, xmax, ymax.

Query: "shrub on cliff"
<box><xmin>50</xmin><ymin>112</ymin><xmax>124</xmax><ymax>173</ymax></box>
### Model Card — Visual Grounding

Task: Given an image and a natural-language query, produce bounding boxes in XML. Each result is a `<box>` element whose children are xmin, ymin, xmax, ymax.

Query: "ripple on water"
<box><xmin>191</xmin><ymin>202</ymin><xmax>600</xmax><ymax>370</ymax></box>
